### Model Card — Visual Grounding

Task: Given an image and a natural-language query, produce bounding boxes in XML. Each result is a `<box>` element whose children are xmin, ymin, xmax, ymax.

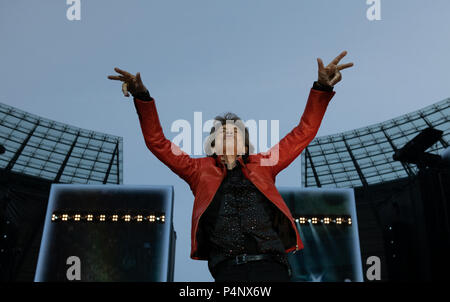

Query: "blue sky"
<box><xmin>1</xmin><ymin>0</ymin><xmax>449</xmax><ymax>281</ymax></box>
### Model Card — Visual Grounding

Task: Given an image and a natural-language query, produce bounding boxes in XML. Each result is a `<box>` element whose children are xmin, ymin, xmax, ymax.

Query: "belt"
<box><xmin>222</xmin><ymin>254</ymin><xmax>274</xmax><ymax>266</ymax></box>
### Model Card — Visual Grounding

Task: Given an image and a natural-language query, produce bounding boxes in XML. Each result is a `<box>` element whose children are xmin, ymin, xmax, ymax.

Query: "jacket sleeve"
<box><xmin>133</xmin><ymin>96</ymin><xmax>199</xmax><ymax>184</ymax></box>
<box><xmin>261</xmin><ymin>88</ymin><xmax>335</xmax><ymax>177</ymax></box>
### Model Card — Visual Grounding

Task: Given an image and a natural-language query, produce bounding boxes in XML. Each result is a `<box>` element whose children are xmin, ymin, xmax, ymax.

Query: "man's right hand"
<box><xmin>107</xmin><ymin>67</ymin><xmax>148</xmax><ymax>97</ymax></box>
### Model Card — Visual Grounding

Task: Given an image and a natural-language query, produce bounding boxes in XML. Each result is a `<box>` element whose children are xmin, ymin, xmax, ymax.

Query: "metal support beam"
<box><xmin>303</xmin><ymin>151</ymin><xmax>308</xmax><ymax>187</ymax></box>
<box><xmin>305</xmin><ymin>147</ymin><xmax>321</xmax><ymax>188</ymax></box>
<box><xmin>343</xmin><ymin>136</ymin><xmax>368</xmax><ymax>187</ymax></box>
<box><xmin>54</xmin><ymin>131</ymin><xmax>80</xmax><ymax>183</ymax></box>
<box><xmin>5</xmin><ymin>121</ymin><xmax>40</xmax><ymax>172</ymax></box>
<box><xmin>115</xmin><ymin>140</ymin><xmax>120</xmax><ymax>184</ymax></box>
<box><xmin>103</xmin><ymin>142</ymin><xmax>119</xmax><ymax>184</ymax></box>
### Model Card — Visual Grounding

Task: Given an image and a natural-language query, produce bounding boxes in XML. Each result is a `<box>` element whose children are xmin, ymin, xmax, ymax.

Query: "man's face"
<box><xmin>212</xmin><ymin>123</ymin><xmax>246</xmax><ymax>156</ymax></box>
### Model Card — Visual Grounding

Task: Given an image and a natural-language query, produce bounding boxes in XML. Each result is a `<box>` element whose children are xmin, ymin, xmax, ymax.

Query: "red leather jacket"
<box><xmin>133</xmin><ymin>88</ymin><xmax>335</xmax><ymax>260</ymax></box>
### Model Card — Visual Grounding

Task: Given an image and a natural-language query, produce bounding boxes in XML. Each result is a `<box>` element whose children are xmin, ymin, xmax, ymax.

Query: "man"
<box><xmin>108</xmin><ymin>51</ymin><xmax>353</xmax><ymax>281</ymax></box>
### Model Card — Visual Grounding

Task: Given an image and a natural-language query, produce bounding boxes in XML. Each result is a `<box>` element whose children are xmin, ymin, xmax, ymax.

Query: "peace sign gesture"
<box><xmin>107</xmin><ymin>67</ymin><xmax>149</xmax><ymax>97</ymax></box>
<box><xmin>317</xmin><ymin>51</ymin><xmax>354</xmax><ymax>87</ymax></box>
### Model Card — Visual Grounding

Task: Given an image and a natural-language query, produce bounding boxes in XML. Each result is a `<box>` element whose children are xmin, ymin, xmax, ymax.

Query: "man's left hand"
<box><xmin>317</xmin><ymin>51</ymin><xmax>354</xmax><ymax>87</ymax></box>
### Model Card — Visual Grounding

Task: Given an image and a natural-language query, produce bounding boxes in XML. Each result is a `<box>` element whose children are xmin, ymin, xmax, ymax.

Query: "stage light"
<box><xmin>292</xmin><ymin>214</ymin><xmax>352</xmax><ymax>227</ymax></box>
<box><xmin>49</xmin><ymin>211</ymin><xmax>166</xmax><ymax>224</ymax></box>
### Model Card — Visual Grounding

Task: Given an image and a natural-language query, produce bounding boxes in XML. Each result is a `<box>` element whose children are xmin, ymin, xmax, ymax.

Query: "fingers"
<box><xmin>316</xmin><ymin>51</ymin><xmax>352</xmax><ymax>86</ymax></box>
<box><xmin>107</xmin><ymin>75</ymin><xmax>126</xmax><ymax>81</ymax></box>
<box><xmin>122</xmin><ymin>82</ymin><xmax>130</xmax><ymax>97</ymax></box>
<box><xmin>114</xmin><ymin>67</ymin><xmax>133</xmax><ymax>78</ymax></box>
<box><xmin>317</xmin><ymin>58</ymin><xmax>325</xmax><ymax>70</ymax></box>
<box><xmin>136</xmin><ymin>72</ymin><xmax>143</xmax><ymax>86</ymax></box>
<box><xmin>330</xmin><ymin>50</ymin><xmax>347</xmax><ymax>66</ymax></box>
<box><xmin>109</xmin><ymin>67</ymin><xmax>142</xmax><ymax>97</ymax></box>
<box><xmin>108</xmin><ymin>67</ymin><xmax>134</xmax><ymax>82</ymax></box>
<box><xmin>329</xmin><ymin>70</ymin><xmax>342</xmax><ymax>86</ymax></box>
<box><xmin>337</xmin><ymin>62</ymin><xmax>354</xmax><ymax>70</ymax></box>
<box><xmin>328</xmin><ymin>64</ymin><xmax>338</xmax><ymax>76</ymax></box>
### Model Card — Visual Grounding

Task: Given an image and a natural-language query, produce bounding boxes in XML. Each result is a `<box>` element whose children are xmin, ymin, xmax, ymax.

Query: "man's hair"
<box><xmin>204</xmin><ymin>112</ymin><xmax>254</xmax><ymax>162</ymax></box>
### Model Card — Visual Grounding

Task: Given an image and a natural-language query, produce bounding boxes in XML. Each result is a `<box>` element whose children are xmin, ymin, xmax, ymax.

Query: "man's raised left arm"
<box><xmin>262</xmin><ymin>51</ymin><xmax>354</xmax><ymax>177</ymax></box>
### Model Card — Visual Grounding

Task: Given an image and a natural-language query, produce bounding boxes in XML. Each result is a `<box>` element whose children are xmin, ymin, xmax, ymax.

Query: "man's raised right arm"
<box><xmin>132</xmin><ymin>95</ymin><xmax>199</xmax><ymax>183</ymax></box>
<box><xmin>108</xmin><ymin>67</ymin><xmax>199</xmax><ymax>184</ymax></box>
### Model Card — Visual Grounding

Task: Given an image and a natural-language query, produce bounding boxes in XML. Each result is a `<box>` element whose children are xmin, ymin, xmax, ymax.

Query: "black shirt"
<box><xmin>198</xmin><ymin>159</ymin><xmax>289</xmax><ymax>272</ymax></box>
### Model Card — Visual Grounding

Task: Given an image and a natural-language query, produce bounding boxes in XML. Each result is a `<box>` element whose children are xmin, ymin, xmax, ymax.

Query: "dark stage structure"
<box><xmin>34</xmin><ymin>185</ymin><xmax>176</xmax><ymax>282</ymax></box>
<box><xmin>301</xmin><ymin>97</ymin><xmax>450</xmax><ymax>281</ymax></box>
<box><xmin>0</xmin><ymin>102</ymin><xmax>123</xmax><ymax>281</ymax></box>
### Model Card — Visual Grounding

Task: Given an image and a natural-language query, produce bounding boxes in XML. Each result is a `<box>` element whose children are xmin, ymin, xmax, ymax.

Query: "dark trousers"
<box><xmin>212</xmin><ymin>259</ymin><xmax>291</xmax><ymax>282</ymax></box>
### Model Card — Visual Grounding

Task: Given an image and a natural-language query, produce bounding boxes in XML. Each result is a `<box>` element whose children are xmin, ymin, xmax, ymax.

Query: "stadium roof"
<box><xmin>0</xmin><ymin>102</ymin><xmax>123</xmax><ymax>184</ymax></box>
<box><xmin>302</xmin><ymin>98</ymin><xmax>450</xmax><ymax>188</ymax></box>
